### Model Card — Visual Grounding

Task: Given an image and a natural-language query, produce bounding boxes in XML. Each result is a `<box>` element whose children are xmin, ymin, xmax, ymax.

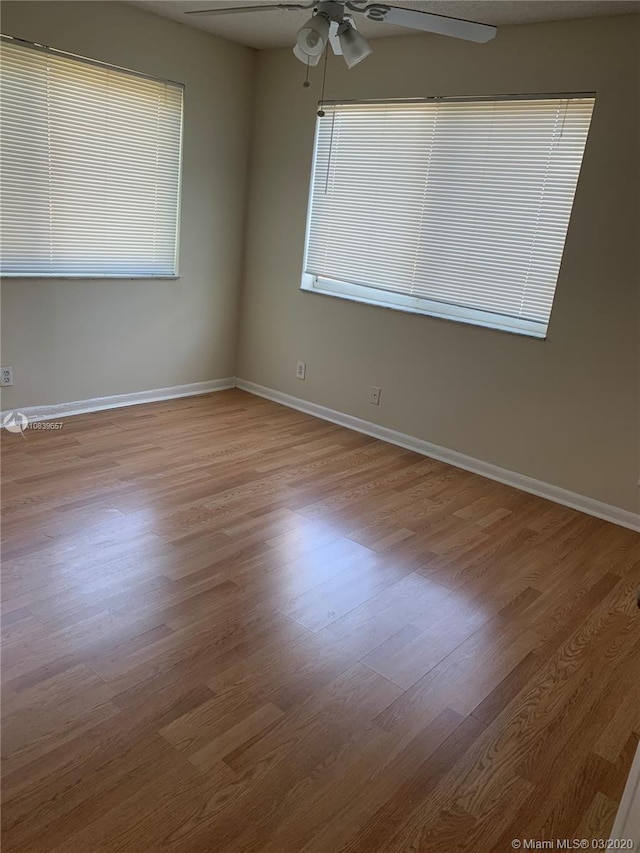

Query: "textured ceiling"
<box><xmin>126</xmin><ymin>0</ymin><xmax>640</xmax><ymax>49</ymax></box>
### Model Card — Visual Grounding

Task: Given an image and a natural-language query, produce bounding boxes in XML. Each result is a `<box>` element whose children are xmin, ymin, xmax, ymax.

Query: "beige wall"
<box><xmin>1</xmin><ymin>6</ymin><xmax>638</xmax><ymax>514</ymax></box>
<box><xmin>0</xmin><ymin>1</ymin><xmax>254</xmax><ymax>409</ymax></box>
<box><xmin>237</xmin><ymin>14</ymin><xmax>640</xmax><ymax>514</ymax></box>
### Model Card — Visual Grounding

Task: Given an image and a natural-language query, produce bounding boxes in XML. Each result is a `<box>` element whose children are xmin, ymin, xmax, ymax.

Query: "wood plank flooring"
<box><xmin>1</xmin><ymin>389</ymin><xmax>639</xmax><ymax>852</ymax></box>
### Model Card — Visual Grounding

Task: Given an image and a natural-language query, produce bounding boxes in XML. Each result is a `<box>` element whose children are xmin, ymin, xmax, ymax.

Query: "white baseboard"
<box><xmin>4</xmin><ymin>375</ymin><xmax>638</xmax><ymax>532</ymax></box>
<box><xmin>610</xmin><ymin>742</ymin><xmax>640</xmax><ymax>844</ymax></box>
<box><xmin>236</xmin><ymin>379</ymin><xmax>640</xmax><ymax>533</ymax></box>
<box><xmin>0</xmin><ymin>378</ymin><xmax>235</xmax><ymax>423</ymax></box>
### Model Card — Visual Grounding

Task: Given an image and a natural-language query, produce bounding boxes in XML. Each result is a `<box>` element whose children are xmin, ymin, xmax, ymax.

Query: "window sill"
<box><xmin>1</xmin><ymin>274</ymin><xmax>181</xmax><ymax>280</ymax></box>
<box><xmin>301</xmin><ymin>275</ymin><xmax>548</xmax><ymax>340</ymax></box>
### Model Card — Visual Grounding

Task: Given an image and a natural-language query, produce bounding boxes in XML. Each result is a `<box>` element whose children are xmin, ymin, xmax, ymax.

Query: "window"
<box><xmin>302</xmin><ymin>96</ymin><xmax>595</xmax><ymax>338</ymax></box>
<box><xmin>0</xmin><ymin>37</ymin><xmax>183</xmax><ymax>277</ymax></box>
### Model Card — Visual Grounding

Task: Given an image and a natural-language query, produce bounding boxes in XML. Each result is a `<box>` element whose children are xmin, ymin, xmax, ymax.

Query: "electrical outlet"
<box><xmin>296</xmin><ymin>361</ymin><xmax>306</xmax><ymax>380</ymax></box>
<box><xmin>1</xmin><ymin>367</ymin><xmax>13</xmax><ymax>387</ymax></box>
<box><xmin>369</xmin><ymin>386</ymin><xmax>381</xmax><ymax>406</ymax></box>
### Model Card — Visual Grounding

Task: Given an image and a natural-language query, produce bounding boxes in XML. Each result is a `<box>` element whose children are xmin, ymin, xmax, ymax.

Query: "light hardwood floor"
<box><xmin>1</xmin><ymin>389</ymin><xmax>639</xmax><ymax>852</ymax></box>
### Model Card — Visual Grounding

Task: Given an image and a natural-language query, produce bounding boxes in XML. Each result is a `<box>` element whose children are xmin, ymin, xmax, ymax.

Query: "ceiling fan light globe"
<box><xmin>337</xmin><ymin>22</ymin><xmax>372</xmax><ymax>68</ymax></box>
<box><xmin>296</xmin><ymin>14</ymin><xmax>330</xmax><ymax>57</ymax></box>
<box><xmin>293</xmin><ymin>42</ymin><xmax>322</xmax><ymax>66</ymax></box>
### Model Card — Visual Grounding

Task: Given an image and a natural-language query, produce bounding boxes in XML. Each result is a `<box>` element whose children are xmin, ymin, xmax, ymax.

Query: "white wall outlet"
<box><xmin>369</xmin><ymin>386</ymin><xmax>381</xmax><ymax>406</ymax></box>
<box><xmin>296</xmin><ymin>361</ymin><xmax>306</xmax><ymax>380</ymax></box>
<box><xmin>1</xmin><ymin>367</ymin><xmax>13</xmax><ymax>387</ymax></box>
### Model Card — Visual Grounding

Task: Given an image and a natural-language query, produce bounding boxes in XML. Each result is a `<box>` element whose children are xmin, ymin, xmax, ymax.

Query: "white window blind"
<box><xmin>302</xmin><ymin>96</ymin><xmax>595</xmax><ymax>337</ymax></box>
<box><xmin>0</xmin><ymin>37</ymin><xmax>183</xmax><ymax>277</ymax></box>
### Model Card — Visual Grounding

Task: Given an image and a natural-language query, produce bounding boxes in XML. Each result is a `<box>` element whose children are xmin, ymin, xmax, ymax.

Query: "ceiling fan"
<box><xmin>185</xmin><ymin>1</ymin><xmax>497</xmax><ymax>69</ymax></box>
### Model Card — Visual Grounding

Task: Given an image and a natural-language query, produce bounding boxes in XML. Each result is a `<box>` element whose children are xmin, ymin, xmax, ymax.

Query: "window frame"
<box><xmin>300</xmin><ymin>93</ymin><xmax>596</xmax><ymax>339</ymax></box>
<box><xmin>301</xmin><ymin>273</ymin><xmax>547</xmax><ymax>338</ymax></box>
<box><xmin>0</xmin><ymin>35</ymin><xmax>184</xmax><ymax>281</ymax></box>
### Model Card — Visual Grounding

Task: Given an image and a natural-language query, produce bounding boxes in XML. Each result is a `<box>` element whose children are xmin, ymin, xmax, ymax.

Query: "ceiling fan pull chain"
<box><xmin>317</xmin><ymin>47</ymin><xmax>329</xmax><ymax>116</ymax></box>
<box><xmin>303</xmin><ymin>55</ymin><xmax>311</xmax><ymax>88</ymax></box>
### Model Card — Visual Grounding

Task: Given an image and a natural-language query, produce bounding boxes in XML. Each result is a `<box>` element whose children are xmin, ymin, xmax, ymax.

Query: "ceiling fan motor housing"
<box><xmin>316</xmin><ymin>1</ymin><xmax>346</xmax><ymax>23</ymax></box>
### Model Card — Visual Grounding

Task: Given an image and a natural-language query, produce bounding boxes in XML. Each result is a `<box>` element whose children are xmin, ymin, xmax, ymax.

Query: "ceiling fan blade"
<box><xmin>185</xmin><ymin>3</ymin><xmax>312</xmax><ymax>16</ymax></box>
<box><xmin>357</xmin><ymin>4</ymin><xmax>496</xmax><ymax>43</ymax></box>
<box><xmin>329</xmin><ymin>20</ymin><xmax>343</xmax><ymax>55</ymax></box>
